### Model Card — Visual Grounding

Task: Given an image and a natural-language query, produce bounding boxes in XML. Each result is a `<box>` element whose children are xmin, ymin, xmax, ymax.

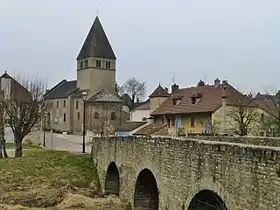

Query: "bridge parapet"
<box><xmin>191</xmin><ymin>135</ymin><xmax>280</xmax><ymax>147</ymax></box>
<box><xmin>92</xmin><ymin>136</ymin><xmax>280</xmax><ymax>210</ymax></box>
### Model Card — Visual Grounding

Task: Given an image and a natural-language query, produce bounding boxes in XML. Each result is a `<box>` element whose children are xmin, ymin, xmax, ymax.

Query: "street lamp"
<box><xmin>82</xmin><ymin>91</ymin><xmax>87</xmax><ymax>153</ymax></box>
<box><xmin>43</xmin><ymin>117</ymin><xmax>46</xmax><ymax>147</ymax></box>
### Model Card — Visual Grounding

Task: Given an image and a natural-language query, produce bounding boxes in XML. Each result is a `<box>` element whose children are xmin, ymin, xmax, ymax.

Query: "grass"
<box><xmin>0</xmin><ymin>149</ymin><xmax>99</xmax><ymax>187</ymax></box>
<box><xmin>5</xmin><ymin>143</ymin><xmax>40</xmax><ymax>149</ymax></box>
<box><xmin>0</xmin><ymin>148</ymin><xmax>102</xmax><ymax>209</ymax></box>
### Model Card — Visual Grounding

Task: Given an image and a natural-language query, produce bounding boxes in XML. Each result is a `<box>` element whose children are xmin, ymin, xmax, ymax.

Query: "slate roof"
<box><xmin>133</xmin><ymin>100</ymin><xmax>150</xmax><ymax>110</ymax></box>
<box><xmin>151</xmin><ymin>83</ymin><xmax>246</xmax><ymax>115</ymax></box>
<box><xmin>116</xmin><ymin>121</ymin><xmax>146</xmax><ymax>132</ymax></box>
<box><xmin>87</xmin><ymin>89</ymin><xmax>122</xmax><ymax>103</ymax></box>
<box><xmin>77</xmin><ymin>16</ymin><xmax>116</xmax><ymax>60</ymax></box>
<box><xmin>44</xmin><ymin>80</ymin><xmax>77</xmax><ymax>100</ymax></box>
<box><xmin>149</xmin><ymin>84</ymin><xmax>170</xmax><ymax>98</ymax></box>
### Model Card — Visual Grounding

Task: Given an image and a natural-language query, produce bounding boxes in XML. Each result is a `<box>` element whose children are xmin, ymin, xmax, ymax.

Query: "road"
<box><xmin>4</xmin><ymin>128</ymin><xmax>92</xmax><ymax>154</ymax></box>
<box><xmin>40</xmin><ymin>131</ymin><xmax>92</xmax><ymax>153</ymax></box>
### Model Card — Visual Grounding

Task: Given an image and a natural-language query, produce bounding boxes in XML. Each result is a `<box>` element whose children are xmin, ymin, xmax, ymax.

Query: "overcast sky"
<box><xmin>1</xmin><ymin>0</ymin><xmax>280</xmax><ymax>96</ymax></box>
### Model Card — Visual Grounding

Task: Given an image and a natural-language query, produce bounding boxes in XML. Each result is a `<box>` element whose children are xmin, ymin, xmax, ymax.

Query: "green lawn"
<box><xmin>0</xmin><ymin>148</ymin><xmax>101</xmax><ymax>209</ymax></box>
<box><xmin>5</xmin><ymin>142</ymin><xmax>40</xmax><ymax>149</ymax></box>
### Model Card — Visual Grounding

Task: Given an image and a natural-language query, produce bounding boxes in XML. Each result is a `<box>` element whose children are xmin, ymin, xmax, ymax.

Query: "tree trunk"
<box><xmin>131</xmin><ymin>94</ymin><xmax>135</xmax><ymax>110</ymax></box>
<box><xmin>15</xmin><ymin>137</ymin><xmax>23</xmax><ymax>158</ymax></box>
<box><xmin>0</xmin><ymin>123</ymin><xmax>3</xmax><ymax>158</ymax></box>
<box><xmin>3</xmin><ymin>139</ymin><xmax>8</xmax><ymax>158</ymax></box>
<box><xmin>0</xmin><ymin>137</ymin><xmax>3</xmax><ymax>158</ymax></box>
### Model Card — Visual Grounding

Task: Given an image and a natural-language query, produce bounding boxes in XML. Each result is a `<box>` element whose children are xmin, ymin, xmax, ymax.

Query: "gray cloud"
<box><xmin>1</xmin><ymin>0</ymin><xmax>280</xmax><ymax>95</ymax></box>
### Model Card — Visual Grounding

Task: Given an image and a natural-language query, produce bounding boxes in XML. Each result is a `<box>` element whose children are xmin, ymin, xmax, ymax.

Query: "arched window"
<box><xmin>75</xmin><ymin>101</ymin><xmax>79</xmax><ymax>109</ymax></box>
<box><xmin>47</xmin><ymin>112</ymin><xmax>50</xmax><ymax>126</ymax></box>
<box><xmin>94</xmin><ymin>112</ymin><xmax>99</xmax><ymax>119</ymax></box>
<box><xmin>111</xmin><ymin>112</ymin><xmax>116</xmax><ymax>120</ymax></box>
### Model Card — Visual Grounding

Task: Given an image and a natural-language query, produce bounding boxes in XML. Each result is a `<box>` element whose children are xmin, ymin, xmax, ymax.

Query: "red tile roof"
<box><xmin>149</xmin><ymin>84</ymin><xmax>170</xmax><ymax>98</ymax></box>
<box><xmin>151</xmin><ymin>83</ymin><xmax>244</xmax><ymax>115</ymax></box>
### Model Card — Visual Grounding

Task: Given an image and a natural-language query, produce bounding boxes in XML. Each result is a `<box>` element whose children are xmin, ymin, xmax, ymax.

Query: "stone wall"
<box><xmin>192</xmin><ymin>135</ymin><xmax>280</xmax><ymax>147</ymax></box>
<box><xmin>92</xmin><ymin>136</ymin><xmax>280</xmax><ymax>210</ymax></box>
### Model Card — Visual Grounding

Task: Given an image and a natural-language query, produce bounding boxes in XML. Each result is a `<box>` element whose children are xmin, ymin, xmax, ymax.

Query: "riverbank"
<box><xmin>0</xmin><ymin>148</ymin><xmax>131</xmax><ymax>209</ymax></box>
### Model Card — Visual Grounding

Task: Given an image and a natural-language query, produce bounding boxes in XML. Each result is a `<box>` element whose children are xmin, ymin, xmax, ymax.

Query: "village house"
<box><xmin>0</xmin><ymin>72</ymin><xmax>31</xmax><ymax>124</ymax></box>
<box><xmin>134</xmin><ymin>78</ymin><xmax>270</xmax><ymax>137</ymax></box>
<box><xmin>43</xmin><ymin>16</ymin><xmax>129</xmax><ymax>135</ymax></box>
<box><xmin>0</xmin><ymin>72</ymin><xmax>31</xmax><ymax>102</ymax></box>
<box><xmin>130</xmin><ymin>100</ymin><xmax>150</xmax><ymax>122</ymax></box>
<box><xmin>253</xmin><ymin>92</ymin><xmax>280</xmax><ymax>136</ymax></box>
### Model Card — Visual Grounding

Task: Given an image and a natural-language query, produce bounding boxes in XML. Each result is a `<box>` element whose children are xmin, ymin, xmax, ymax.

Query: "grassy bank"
<box><xmin>0</xmin><ymin>149</ymin><xmax>100</xmax><ymax>188</ymax></box>
<box><xmin>5</xmin><ymin>142</ymin><xmax>40</xmax><ymax>149</ymax></box>
<box><xmin>0</xmin><ymin>148</ymin><xmax>133</xmax><ymax>210</ymax></box>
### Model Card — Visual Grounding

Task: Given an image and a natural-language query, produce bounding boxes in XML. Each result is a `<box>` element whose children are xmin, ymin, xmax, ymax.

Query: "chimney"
<box><xmin>220</xmin><ymin>82</ymin><xmax>227</xmax><ymax>135</ymax></box>
<box><xmin>222</xmin><ymin>80</ymin><xmax>228</xmax><ymax>86</ymax></box>
<box><xmin>171</xmin><ymin>83</ymin><xmax>179</xmax><ymax>93</ymax></box>
<box><xmin>214</xmin><ymin>78</ymin><xmax>220</xmax><ymax>87</ymax></box>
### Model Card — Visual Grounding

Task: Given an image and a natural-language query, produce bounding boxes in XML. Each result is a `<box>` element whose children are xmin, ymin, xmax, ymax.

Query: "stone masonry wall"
<box><xmin>92</xmin><ymin>136</ymin><xmax>280</xmax><ymax>210</ymax></box>
<box><xmin>192</xmin><ymin>135</ymin><xmax>280</xmax><ymax>147</ymax></box>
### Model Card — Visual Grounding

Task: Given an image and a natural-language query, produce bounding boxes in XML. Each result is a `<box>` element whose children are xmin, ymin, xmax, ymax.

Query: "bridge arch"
<box><xmin>104</xmin><ymin>162</ymin><xmax>120</xmax><ymax>196</ymax></box>
<box><xmin>134</xmin><ymin>168</ymin><xmax>159</xmax><ymax>210</ymax></box>
<box><xmin>188</xmin><ymin>189</ymin><xmax>228</xmax><ymax>210</ymax></box>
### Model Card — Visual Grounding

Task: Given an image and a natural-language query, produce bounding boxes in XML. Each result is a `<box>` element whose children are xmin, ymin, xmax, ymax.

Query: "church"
<box><xmin>43</xmin><ymin>16</ymin><xmax>129</xmax><ymax>135</ymax></box>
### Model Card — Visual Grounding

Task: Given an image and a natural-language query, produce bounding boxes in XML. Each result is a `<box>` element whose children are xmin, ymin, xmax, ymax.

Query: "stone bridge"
<box><xmin>91</xmin><ymin>136</ymin><xmax>280</xmax><ymax>210</ymax></box>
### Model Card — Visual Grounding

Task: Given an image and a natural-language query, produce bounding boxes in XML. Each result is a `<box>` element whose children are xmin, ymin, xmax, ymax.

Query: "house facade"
<box><xmin>0</xmin><ymin>72</ymin><xmax>31</xmax><ymax>124</ymax></box>
<box><xmin>130</xmin><ymin>100</ymin><xmax>150</xmax><ymax>121</ymax></box>
<box><xmin>43</xmin><ymin>16</ymin><xmax>129</xmax><ymax>135</ymax></box>
<box><xmin>0</xmin><ymin>72</ymin><xmax>31</xmax><ymax>103</ymax></box>
<box><xmin>140</xmin><ymin>79</ymin><xmax>268</xmax><ymax>137</ymax></box>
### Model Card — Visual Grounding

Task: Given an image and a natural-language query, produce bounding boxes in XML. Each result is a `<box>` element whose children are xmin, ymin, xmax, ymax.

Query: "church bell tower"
<box><xmin>76</xmin><ymin>16</ymin><xmax>116</xmax><ymax>93</ymax></box>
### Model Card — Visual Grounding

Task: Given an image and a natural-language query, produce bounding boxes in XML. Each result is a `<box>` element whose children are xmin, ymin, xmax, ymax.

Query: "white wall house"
<box><xmin>130</xmin><ymin>102</ymin><xmax>150</xmax><ymax>122</ymax></box>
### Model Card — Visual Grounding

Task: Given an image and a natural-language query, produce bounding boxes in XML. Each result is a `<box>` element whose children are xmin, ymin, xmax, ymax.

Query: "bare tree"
<box><xmin>115</xmin><ymin>82</ymin><xmax>121</xmax><ymax>94</ymax></box>
<box><xmin>121</xmin><ymin>77</ymin><xmax>146</xmax><ymax>109</ymax></box>
<box><xmin>0</xmin><ymin>75</ymin><xmax>47</xmax><ymax>157</ymax></box>
<box><xmin>259</xmin><ymin>115</ymin><xmax>277</xmax><ymax>136</ymax></box>
<box><xmin>256</xmin><ymin>90</ymin><xmax>280</xmax><ymax>136</ymax></box>
<box><xmin>228</xmin><ymin>94</ymin><xmax>259</xmax><ymax>136</ymax></box>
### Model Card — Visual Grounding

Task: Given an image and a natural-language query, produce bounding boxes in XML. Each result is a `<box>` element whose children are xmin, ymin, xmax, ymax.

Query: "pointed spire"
<box><xmin>77</xmin><ymin>16</ymin><xmax>116</xmax><ymax>60</ymax></box>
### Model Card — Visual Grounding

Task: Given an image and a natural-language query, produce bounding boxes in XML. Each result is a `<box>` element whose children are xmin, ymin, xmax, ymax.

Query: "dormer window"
<box><xmin>96</xmin><ymin>60</ymin><xmax>101</xmax><ymax>68</ymax></box>
<box><xmin>172</xmin><ymin>96</ymin><xmax>183</xmax><ymax>105</ymax></box>
<box><xmin>191</xmin><ymin>97</ymin><xmax>196</xmax><ymax>104</ymax></box>
<box><xmin>80</xmin><ymin>61</ymin><xmax>83</xmax><ymax>69</ymax></box>
<box><xmin>190</xmin><ymin>92</ymin><xmax>202</xmax><ymax>104</ymax></box>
